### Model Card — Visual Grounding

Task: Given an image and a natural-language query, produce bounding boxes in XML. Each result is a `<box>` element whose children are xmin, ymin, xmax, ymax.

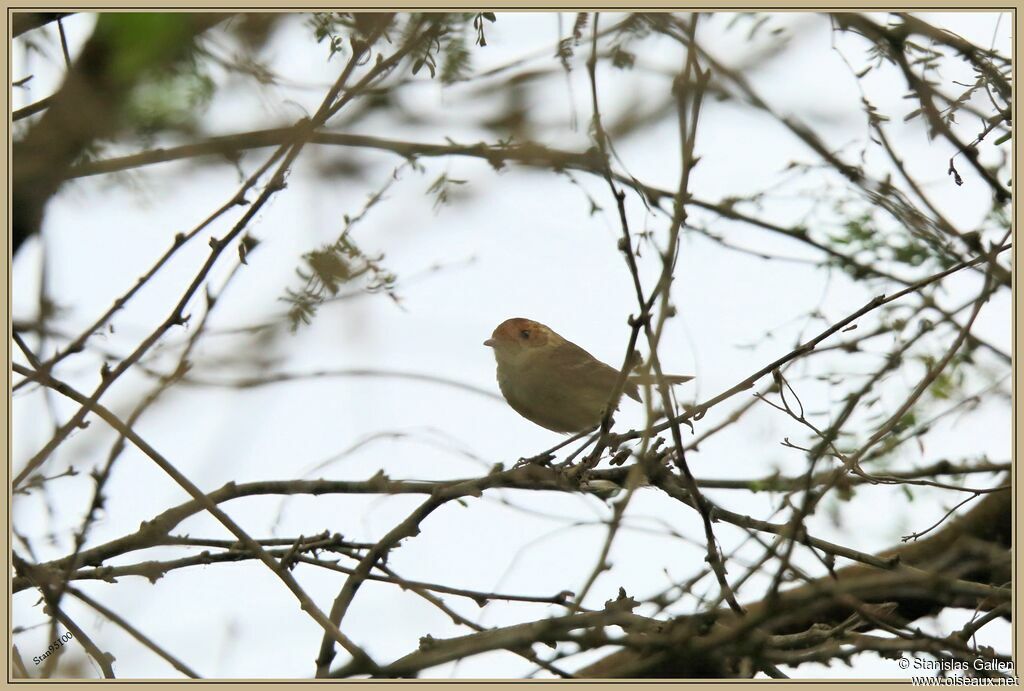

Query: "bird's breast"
<box><xmin>495</xmin><ymin>358</ymin><xmax>608</xmax><ymax>434</ymax></box>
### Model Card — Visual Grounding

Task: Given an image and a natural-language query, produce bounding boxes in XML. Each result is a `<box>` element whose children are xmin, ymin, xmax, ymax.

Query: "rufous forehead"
<box><xmin>493</xmin><ymin>318</ymin><xmax>549</xmax><ymax>342</ymax></box>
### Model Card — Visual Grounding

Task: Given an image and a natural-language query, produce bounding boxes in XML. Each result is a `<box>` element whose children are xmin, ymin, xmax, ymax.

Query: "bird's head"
<box><xmin>484</xmin><ymin>318</ymin><xmax>558</xmax><ymax>366</ymax></box>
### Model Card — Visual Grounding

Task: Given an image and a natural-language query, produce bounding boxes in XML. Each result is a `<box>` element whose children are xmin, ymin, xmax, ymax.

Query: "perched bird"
<box><xmin>484</xmin><ymin>317</ymin><xmax>694</xmax><ymax>433</ymax></box>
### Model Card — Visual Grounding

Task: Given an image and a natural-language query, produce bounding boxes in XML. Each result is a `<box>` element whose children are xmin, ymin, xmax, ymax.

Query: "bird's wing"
<box><xmin>552</xmin><ymin>339</ymin><xmax>641</xmax><ymax>403</ymax></box>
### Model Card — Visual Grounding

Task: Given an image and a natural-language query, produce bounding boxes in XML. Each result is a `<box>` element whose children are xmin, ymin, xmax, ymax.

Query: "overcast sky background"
<box><xmin>12</xmin><ymin>12</ymin><xmax>1012</xmax><ymax>679</ymax></box>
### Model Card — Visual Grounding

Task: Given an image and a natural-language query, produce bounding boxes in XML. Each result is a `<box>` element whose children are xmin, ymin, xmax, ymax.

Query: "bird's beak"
<box><xmin>483</xmin><ymin>338</ymin><xmax>497</xmax><ymax>347</ymax></box>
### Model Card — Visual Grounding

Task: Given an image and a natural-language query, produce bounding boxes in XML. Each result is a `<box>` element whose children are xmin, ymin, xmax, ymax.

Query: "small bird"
<box><xmin>484</xmin><ymin>317</ymin><xmax>694</xmax><ymax>433</ymax></box>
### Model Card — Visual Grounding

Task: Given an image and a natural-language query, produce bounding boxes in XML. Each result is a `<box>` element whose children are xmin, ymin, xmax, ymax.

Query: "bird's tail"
<box><xmin>628</xmin><ymin>373</ymin><xmax>695</xmax><ymax>386</ymax></box>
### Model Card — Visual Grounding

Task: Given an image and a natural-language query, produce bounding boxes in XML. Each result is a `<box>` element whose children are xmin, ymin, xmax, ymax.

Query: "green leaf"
<box><xmin>93</xmin><ymin>13</ymin><xmax>196</xmax><ymax>85</ymax></box>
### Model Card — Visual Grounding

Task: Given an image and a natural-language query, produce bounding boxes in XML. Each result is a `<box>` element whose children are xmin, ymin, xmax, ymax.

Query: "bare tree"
<box><xmin>11</xmin><ymin>12</ymin><xmax>1011</xmax><ymax>680</ymax></box>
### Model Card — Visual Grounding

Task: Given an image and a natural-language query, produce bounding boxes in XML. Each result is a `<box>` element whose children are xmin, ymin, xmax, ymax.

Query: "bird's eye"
<box><xmin>519</xmin><ymin>329</ymin><xmax>530</xmax><ymax>339</ymax></box>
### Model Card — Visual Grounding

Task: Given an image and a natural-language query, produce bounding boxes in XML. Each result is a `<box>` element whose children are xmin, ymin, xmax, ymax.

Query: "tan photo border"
<box><xmin>4</xmin><ymin>2</ymin><xmax>1018</xmax><ymax>688</ymax></box>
